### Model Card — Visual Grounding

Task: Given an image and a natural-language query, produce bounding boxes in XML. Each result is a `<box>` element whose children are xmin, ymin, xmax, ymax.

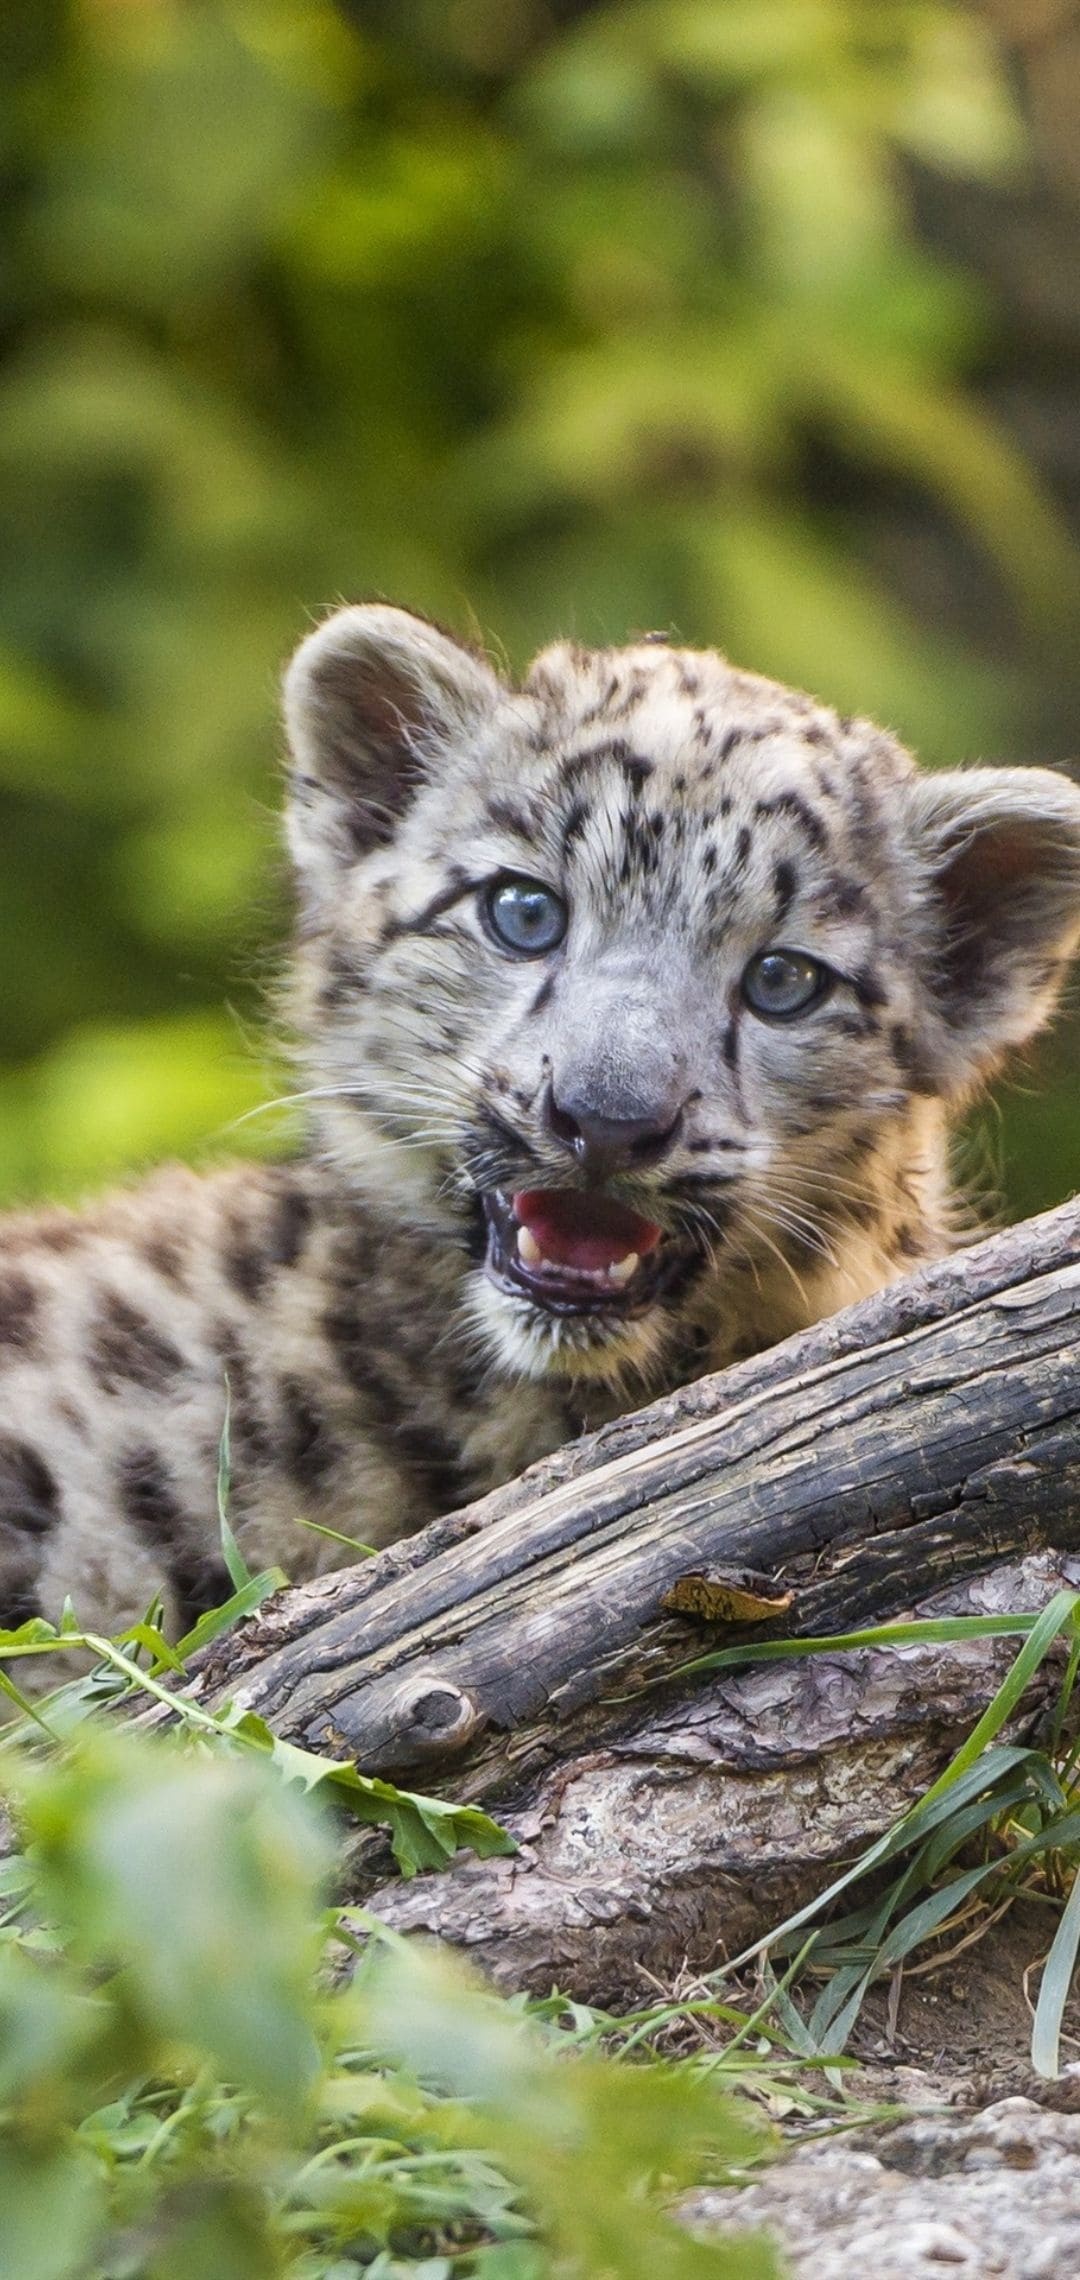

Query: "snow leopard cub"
<box><xmin>1</xmin><ymin>602</ymin><xmax>1079</xmax><ymax>1643</ymax></box>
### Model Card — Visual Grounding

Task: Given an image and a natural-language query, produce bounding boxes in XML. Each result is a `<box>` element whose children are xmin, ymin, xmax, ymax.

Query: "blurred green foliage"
<box><xmin>0</xmin><ymin>0</ymin><xmax>1076</xmax><ymax>1208</ymax></box>
<box><xmin>0</xmin><ymin>1727</ymin><xmax>774</xmax><ymax>2279</ymax></box>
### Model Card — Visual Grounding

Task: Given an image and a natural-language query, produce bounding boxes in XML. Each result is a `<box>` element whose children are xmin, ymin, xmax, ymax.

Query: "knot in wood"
<box><xmin>391</xmin><ymin>1676</ymin><xmax>480</xmax><ymax>1757</ymax></box>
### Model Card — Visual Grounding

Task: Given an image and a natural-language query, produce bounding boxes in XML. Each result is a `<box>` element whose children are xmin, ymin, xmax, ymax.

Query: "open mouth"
<box><xmin>482</xmin><ymin>1187</ymin><xmax>701</xmax><ymax>1318</ymax></box>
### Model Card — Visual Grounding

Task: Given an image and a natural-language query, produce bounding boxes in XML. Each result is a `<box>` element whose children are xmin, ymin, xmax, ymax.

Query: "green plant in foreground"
<box><xmin>0</xmin><ymin>1729</ymin><xmax>776</xmax><ymax>2280</ymax></box>
<box><xmin>5</xmin><ymin>1568</ymin><xmax>1080</xmax><ymax>2277</ymax></box>
<box><xmin>685</xmin><ymin>1589</ymin><xmax>1080</xmax><ymax>2075</ymax></box>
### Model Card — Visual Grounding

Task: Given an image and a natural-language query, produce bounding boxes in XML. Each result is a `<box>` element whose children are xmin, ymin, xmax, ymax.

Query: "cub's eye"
<box><xmin>482</xmin><ymin>876</ymin><xmax>568</xmax><ymax>957</ymax></box>
<box><xmin>742</xmin><ymin>948</ymin><xmax>831</xmax><ymax>1020</ymax></box>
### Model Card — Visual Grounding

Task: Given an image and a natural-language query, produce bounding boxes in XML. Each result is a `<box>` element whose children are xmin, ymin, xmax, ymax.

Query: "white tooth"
<box><xmin>517</xmin><ymin>1224</ymin><xmax>544</xmax><ymax>1267</ymax></box>
<box><xmin>607</xmin><ymin>1251</ymin><xmax>640</xmax><ymax>1287</ymax></box>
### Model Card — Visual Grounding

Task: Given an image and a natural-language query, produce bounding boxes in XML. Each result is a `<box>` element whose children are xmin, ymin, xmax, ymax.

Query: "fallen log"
<box><xmin>189</xmin><ymin>1197</ymin><xmax>1080</xmax><ymax>1997</ymax></box>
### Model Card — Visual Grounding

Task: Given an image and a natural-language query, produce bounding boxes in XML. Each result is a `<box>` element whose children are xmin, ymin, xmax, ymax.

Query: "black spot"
<box><xmin>844</xmin><ymin>775</ymin><xmax>883</xmax><ymax>858</ymax></box>
<box><xmin>842</xmin><ymin>1195</ymin><xmax>878</xmax><ymax>1230</ymax></box>
<box><xmin>0</xmin><ymin>1435</ymin><xmax>59</xmax><ymax>1536</ymax></box>
<box><xmin>322</xmin><ymin>1305</ymin><xmax>403</xmax><ymax>1414</ymax></box>
<box><xmin>34</xmin><ymin>1222</ymin><xmax>81</xmax><ymax>1255</ymax></box>
<box><xmin>626</xmin><ymin>812</ymin><xmax>661</xmax><ymax>874</ymax></box>
<box><xmin>607</xmin><ymin>673</ymin><xmax>647</xmax><ymax>720</ymax></box>
<box><xmin>717</xmin><ymin>727</ymin><xmax>744</xmax><ymax>762</ymax></box>
<box><xmin>170</xmin><ymin>1553</ymin><xmax>234</xmax><ymax>1630</ymax></box>
<box><xmin>734</xmin><ymin>824</ymin><xmax>752</xmax><ymax>868</ymax></box>
<box><xmin>772</xmin><ymin>858</ymin><xmax>797</xmax><ymax>921</ymax></box>
<box><xmin>269</xmin><ymin>1183</ymin><xmax>312</xmax><ymax>1271</ymax></box>
<box><xmin>279</xmin><ymin>1376</ymin><xmax>341</xmax><ymax>1491</ymax></box>
<box><xmin>0</xmin><ymin>1271</ymin><xmax>40</xmax><ymax>1355</ymax></box>
<box><xmin>851</xmin><ymin>966</ymin><xmax>888</xmax><ymax>1011</ymax></box>
<box><xmin>222</xmin><ymin>1217</ymin><xmax>268</xmax><ymax>1303</ymax></box>
<box><xmin>463</xmin><ymin>1205</ymin><xmax>488</xmax><ymax>1266</ymax></box>
<box><xmin>895</xmin><ymin>1222</ymin><xmax>925</xmax><ymax>1260</ymax></box>
<box><xmin>318</xmin><ymin>943</ymin><xmax>368</xmax><ymax>1012</ymax></box>
<box><xmin>214</xmin><ymin>1336</ymin><xmax>274</xmax><ymax>1466</ymax></box>
<box><xmin>818</xmin><ymin>874</ymin><xmax>867</xmax><ymax>920</ymax></box>
<box><xmin>116</xmin><ymin>1444</ymin><xmax>186</xmax><ymax>1545</ymax></box>
<box><xmin>561</xmin><ymin>736</ymin><xmax>653</xmax><ymax>785</ymax></box>
<box><xmin>701</xmin><ymin>845</ymin><xmax>717</xmax><ymax>877</ymax></box>
<box><xmin>833</xmin><ymin>1012</ymin><xmax>879</xmax><ymax>1038</ymax></box>
<box><xmin>88</xmin><ymin>1294</ymin><xmax>185</xmax><ymax>1394</ymax></box>
<box><xmin>139</xmin><ymin>1234</ymin><xmax>188</xmax><ymax>1288</ymax></box>
<box><xmin>530</xmin><ymin>972</ymin><xmax>556</xmax><ymax>1016</ymax></box>
<box><xmin>485</xmin><ymin>796</ymin><xmax>538</xmax><ymax>839</ymax></box>
<box><xmin>754</xmin><ymin>793</ymin><xmax>828</xmax><ymax>851</ymax></box>
<box><xmin>677</xmin><ymin>665</ymin><xmax>700</xmax><ymax>698</ymax></box>
<box><xmin>561</xmin><ymin>796</ymin><xmax>590</xmax><ymax>853</ymax></box>
<box><xmin>322</xmin><ymin>1299</ymin><xmax>465</xmax><ymax>1510</ymax></box>
<box><xmin>621</xmin><ymin>752</ymin><xmax>653</xmax><ymax>793</ymax></box>
<box><xmin>579</xmin><ymin>673</ymin><xmax>622</xmax><ymax>724</ymax></box>
<box><xmin>889</xmin><ymin>1024</ymin><xmax>918</xmax><ymax>1078</ymax></box>
<box><xmin>1</xmin><ymin>1581</ymin><xmax>42</xmax><ymax>1628</ymax></box>
<box><xmin>721</xmin><ymin>1020</ymin><xmax>738</xmax><ymax>1069</ymax></box>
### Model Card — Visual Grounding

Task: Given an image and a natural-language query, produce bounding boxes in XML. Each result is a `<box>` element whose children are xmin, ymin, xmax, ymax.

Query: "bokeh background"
<box><xmin>1</xmin><ymin>0</ymin><xmax>1078</xmax><ymax>1218</ymax></box>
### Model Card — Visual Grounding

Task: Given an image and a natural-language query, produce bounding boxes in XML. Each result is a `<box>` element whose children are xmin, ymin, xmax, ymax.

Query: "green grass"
<box><xmin>682</xmin><ymin>1590</ymin><xmax>1080</xmax><ymax>2074</ymax></box>
<box><xmin>0</xmin><ymin>1603</ymin><xmax>781</xmax><ymax>2280</ymax></box>
<box><xmin>4</xmin><ymin>1580</ymin><xmax>1080</xmax><ymax>2277</ymax></box>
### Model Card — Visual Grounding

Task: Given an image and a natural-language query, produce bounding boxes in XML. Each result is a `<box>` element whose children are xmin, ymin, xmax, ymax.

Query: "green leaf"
<box><xmin>918</xmin><ymin>1592</ymin><xmax>1080</xmax><ymax>1812</ymax></box>
<box><xmin>0</xmin><ymin>2141</ymin><xmax>105</xmax><ymax>2280</ymax></box>
<box><xmin>257</xmin><ymin>1727</ymin><xmax>516</xmax><ymax>1877</ymax></box>
<box><xmin>675</xmin><ymin>1610</ymin><xmax>1044</xmax><ymax>1682</ymax></box>
<box><xmin>367</xmin><ymin>1946</ymin><xmax>777</xmax><ymax>2280</ymax></box>
<box><xmin>12</xmin><ymin>1740</ymin><xmax>331</xmax><ymax>2119</ymax></box>
<box><xmin>0</xmin><ymin>1945</ymin><xmax>109</xmax><ymax>2109</ymax></box>
<box><xmin>145</xmin><ymin>2180</ymin><xmax>283</xmax><ymax>2280</ymax></box>
<box><xmin>1032</xmin><ymin>1867</ymin><xmax>1080</xmax><ymax>2081</ymax></box>
<box><xmin>173</xmin><ymin>1566</ymin><xmax>287</xmax><ymax>1660</ymax></box>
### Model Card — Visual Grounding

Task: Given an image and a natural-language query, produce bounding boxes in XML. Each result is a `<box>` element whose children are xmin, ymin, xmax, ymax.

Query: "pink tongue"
<box><xmin>512</xmin><ymin>1188</ymin><xmax>662</xmax><ymax>1272</ymax></box>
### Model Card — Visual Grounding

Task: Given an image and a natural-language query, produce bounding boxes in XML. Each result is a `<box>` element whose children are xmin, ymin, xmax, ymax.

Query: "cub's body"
<box><xmin>2</xmin><ymin>609</ymin><xmax>1078</xmax><ymax>1639</ymax></box>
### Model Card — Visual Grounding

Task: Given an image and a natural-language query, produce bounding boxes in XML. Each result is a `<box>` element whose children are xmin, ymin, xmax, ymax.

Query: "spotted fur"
<box><xmin>3</xmin><ymin>605</ymin><xmax>1080</xmax><ymax>1648</ymax></box>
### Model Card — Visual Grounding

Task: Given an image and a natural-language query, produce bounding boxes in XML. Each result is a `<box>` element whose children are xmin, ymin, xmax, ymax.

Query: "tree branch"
<box><xmin>188</xmin><ymin>1198</ymin><xmax>1080</xmax><ymax>1995</ymax></box>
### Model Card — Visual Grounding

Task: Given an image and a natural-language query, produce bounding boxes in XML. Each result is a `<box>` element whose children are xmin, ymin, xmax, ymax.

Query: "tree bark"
<box><xmin>191</xmin><ymin>1197</ymin><xmax>1080</xmax><ymax>1997</ymax></box>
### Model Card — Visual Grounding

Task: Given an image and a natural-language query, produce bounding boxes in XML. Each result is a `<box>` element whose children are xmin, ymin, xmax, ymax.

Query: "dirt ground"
<box><xmin>686</xmin><ymin>1910</ymin><xmax>1080</xmax><ymax>2279</ymax></box>
<box><xmin>846</xmin><ymin>1902</ymin><xmax>1080</xmax><ymax>2105</ymax></box>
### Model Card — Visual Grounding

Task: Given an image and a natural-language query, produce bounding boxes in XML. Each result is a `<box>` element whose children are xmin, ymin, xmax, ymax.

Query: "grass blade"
<box><xmin>674</xmin><ymin>1612</ymin><xmax>1045</xmax><ymax>1682</ymax></box>
<box><xmin>216</xmin><ymin>1384</ymin><xmax>254</xmax><ymax>1594</ymax></box>
<box><xmin>1032</xmin><ymin>1868</ymin><xmax>1080</xmax><ymax>2079</ymax></box>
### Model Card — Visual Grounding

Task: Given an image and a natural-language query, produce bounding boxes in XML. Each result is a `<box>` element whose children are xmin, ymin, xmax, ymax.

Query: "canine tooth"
<box><xmin>607</xmin><ymin>1252</ymin><xmax>640</xmax><ymax>1287</ymax></box>
<box><xmin>517</xmin><ymin>1224</ymin><xmax>544</xmax><ymax>1267</ymax></box>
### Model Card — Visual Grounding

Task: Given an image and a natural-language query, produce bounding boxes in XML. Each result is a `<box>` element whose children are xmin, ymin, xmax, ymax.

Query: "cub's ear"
<box><xmin>283</xmin><ymin>604</ymin><xmax>504</xmax><ymax>899</ymax></box>
<box><xmin>905</xmin><ymin>765</ymin><xmax>1080</xmax><ymax>1095</ymax></box>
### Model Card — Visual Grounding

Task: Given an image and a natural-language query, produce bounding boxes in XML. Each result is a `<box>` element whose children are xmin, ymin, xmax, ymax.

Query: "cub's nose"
<box><xmin>542</xmin><ymin>1078</ymin><xmax>685</xmax><ymax>1178</ymax></box>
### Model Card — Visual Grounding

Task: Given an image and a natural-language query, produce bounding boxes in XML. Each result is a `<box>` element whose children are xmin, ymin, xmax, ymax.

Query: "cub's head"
<box><xmin>283</xmin><ymin>604</ymin><xmax>1080</xmax><ymax>1387</ymax></box>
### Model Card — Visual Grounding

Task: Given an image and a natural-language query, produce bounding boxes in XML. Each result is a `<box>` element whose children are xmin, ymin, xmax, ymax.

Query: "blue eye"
<box><xmin>483</xmin><ymin>876</ymin><xmax>568</xmax><ymax>957</ymax></box>
<box><xmin>742</xmin><ymin>949</ymin><xmax>831</xmax><ymax>1020</ymax></box>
